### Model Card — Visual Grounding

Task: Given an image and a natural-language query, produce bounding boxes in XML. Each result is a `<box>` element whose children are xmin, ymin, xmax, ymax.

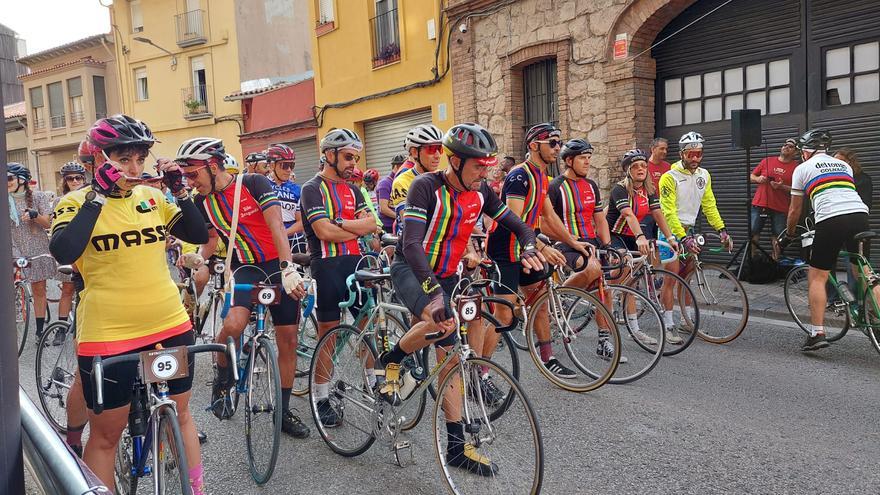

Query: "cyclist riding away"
<box><xmin>389</xmin><ymin>124</ymin><xmax>444</xmax><ymax>231</ymax></box>
<box><xmin>177</xmin><ymin>137</ymin><xmax>310</xmax><ymax>439</ymax></box>
<box><xmin>385</xmin><ymin>122</ymin><xmax>543</xmax><ymax>475</ymax></box>
<box><xmin>782</xmin><ymin>129</ymin><xmax>870</xmax><ymax>351</ymax></box>
<box><xmin>49</xmin><ymin>114</ymin><xmax>210</xmax><ymax>493</ymax></box>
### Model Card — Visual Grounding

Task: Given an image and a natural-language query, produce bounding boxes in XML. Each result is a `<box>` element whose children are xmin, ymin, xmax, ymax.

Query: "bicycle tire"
<box><xmin>308</xmin><ymin>324</ymin><xmax>377</xmax><ymax>457</ymax></box>
<box><xmin>16</xmin><ymin>282</ymin><xmax>31</xmax><ymax>357</ymax></box>
<box><xmin>245</xmin><ymin>336</ymin><xmax>282</xmax><ymax>485</ymax></box>
<box><xmin>34</xmin><ymin>320</ymin><xmax>76</xmax><ymax>432</ymax></box>
<box><xmin>687</xmin><ymin>263</ymin><xmax>749</xmax><ymax>344</ymax></box>
<box><xmin>377</xmin><ymin>312</ymin><xmax>426</xmax><ymax>431</ymax></box>
<box><xmin>293</xmin><ymin>313</ymin><xmax>320</xmax><ymax>396</ymax></box>
<box><xmin>114</xmin><ymin>428</ymin><xmax>135</xmax><ymax>495</ymax></box>
<box><xmin>156</xmin><ymin>406</ymin><xmax>192</xmax><ymax>495</ymax></box>
<box><xmin>862</xmin><ymin>283</ymin><xmax>880</xmax><ymax>355</ymax></box>
<box><xmin>432</xmin><ymin>356</ymin><xmax>543</xmax><ymax>495</ymax></box>
<box><xmin>599</xmin><ymin>284</ymin><xmax>665</xmax><ymax>385</ymax></box>
<box><xmin>783</xmin><ymin>265</ymin><xmax>850</xmax><ymax>342</ymax></box>
<box><xmin>629</xmin><ymin>268</ymin><xmax>700</xmax><ymax>356</ymax></box>
<box><xmin>525</xmin><ymin>286</ymin><xmax>619</xmax><ymax>392</ymax></box>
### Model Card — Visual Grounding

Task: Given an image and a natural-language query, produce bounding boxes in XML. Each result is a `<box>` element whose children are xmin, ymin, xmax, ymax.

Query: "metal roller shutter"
<box><xmin>286</xmin><ymin>137</ymin><xmax>320</xmax><ymax>186</ymax></box>
<box><xmin>364</xmin><ymin>109</ymin><xmax>433</xmax><ymax>176</ymax></box>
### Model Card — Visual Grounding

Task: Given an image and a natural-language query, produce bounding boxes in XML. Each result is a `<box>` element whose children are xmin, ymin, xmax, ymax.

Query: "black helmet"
<box><xmin>442</xmin><ymin>123</ymin><xmax>498</xmax><ymax>159</ymax></box>
<box><xmin>560</xmin><ymin>139</ymin><xmax>593</xmax><ymax>161</ymax></box>
<box><xmin>7</xmin><ymin>162</ymin><xmax>31</xmax><ymax>182</ymax></box>
<box><xmin>245</xmin><ymin>152</ymin><xmax>267</xmax><ymax>163</ymax></box>
<box><xmin>621</xmin><ymin>149</ymin><xmax>649</xmax><ymax>173</ymax></box>
<box><xmin>87</xmin><ymin>114</ymin><xmax>157</xmax><ymax>151</ymax></box>
<box><xmin>391</xmin><ymin>153</ymin><xmax>408</xmax><ymax>166</ymax></box>
<box><xmin>524</xmin><ymin>122</ymin><xmax>561</xmax><ymax>144</ymax></box>
<box><xmin>796</xmin><ymin>129</ymin><xmax>832</xmax><ymax>151</ymax></box>
<box><xmin>60</xmin><ymin>161</ymin><xmax>87</xmax><ymax>176</ymax></box>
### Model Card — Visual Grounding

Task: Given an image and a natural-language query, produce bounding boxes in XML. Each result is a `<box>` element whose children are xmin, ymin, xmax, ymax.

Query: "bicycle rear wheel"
<box><xmin>16</xmin><ymin>282</ymin><xmax>31</xmax><ymax>357</ymax></box>
<box><xmin>34</xmin><ymin>321</ymin><xmax>77</xmax><ymax>432</ymax></box>
<box><xmin>687</xmin><ymin>263</ymin><xmax>749</xmax><ymax>343</ymax></box>
<box><xmin>308</xmin><ymin>324</ymin><xmax>377</xmax><ymax>457</ymax></box>
<box><xmin>862</xmin><ymin>283</ymin><xmax>880</xmax><ymax>355</ymax></box>
<box><xmin>156</xmin><ymin>406</ymin><xmax>192</xmax><ymax>495</ymax></box>
<box><xmin>630</xmin><ymin>269</ymin><xmax>700</xmax><ymax>356</ymax></box>
<box><xmin>293</xmin><ymin>313</ymin><xmax>319</xmax><ymax>396</ymax></box>
<box><xmin>245</xmin><ymin>336</ymin><xmax>282</xmax><ymax>485</ymax></box>
<box><xmin>114</xmin><ymin>428</ymin><xmax>135</xmax><ymax>495</ymax></box>
<box><xmin>195</xmin><ymin>292</ymin><xmax>223</xmax><ymax>343</ymax></box>
<box><xmin>601</xmin><ymin>284</ymin><xmax>665</xmax><ymax>385</ymax></box>
<box><xmin>783</xmin><ymin>265</ymin><xmax>849</xmax><ymax>341</ymax></box>
<box><xmin>433</xmin><ymin>357</ymin><xmax>543</xmax><ymax>495</ymax></box>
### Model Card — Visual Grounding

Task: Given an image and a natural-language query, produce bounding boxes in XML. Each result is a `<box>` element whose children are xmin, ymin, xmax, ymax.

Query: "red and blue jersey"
<box><xmin>300</xmin><ymin>175</ymin><xmax>368</xmax><ymax>261</ymax></box>
<box><xmin>487</xmin><ymin>161</ymin><xmax>548</xmax><ymax>262</ymax></box>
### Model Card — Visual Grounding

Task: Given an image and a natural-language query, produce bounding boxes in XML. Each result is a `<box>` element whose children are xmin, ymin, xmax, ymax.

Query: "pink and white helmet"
<box><xmin>87</xmin><ymin>114</ymin><xmax>157</xmax><ymax>151</ymax></box>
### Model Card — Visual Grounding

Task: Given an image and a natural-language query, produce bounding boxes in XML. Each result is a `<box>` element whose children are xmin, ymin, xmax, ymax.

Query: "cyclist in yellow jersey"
<box><xmin>388</xmin><ymin>124</ymin><xmax>444</xmax><ymax>232</ymax></box>
<box><xmin>49</xmin><ymin>115</ymin><xmax>210</xmax><ymax>494</ymax></box>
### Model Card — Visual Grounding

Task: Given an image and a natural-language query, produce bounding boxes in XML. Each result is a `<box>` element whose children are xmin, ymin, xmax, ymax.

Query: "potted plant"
<box><xmin>373</xmin><ymin>42</ymin><xmax>400</xmax><ymax>67</ymax></box>
<box><xmin>185</xmin><ymin>98</ymin><xmax>204</xmax><ymax>115</ymax></box>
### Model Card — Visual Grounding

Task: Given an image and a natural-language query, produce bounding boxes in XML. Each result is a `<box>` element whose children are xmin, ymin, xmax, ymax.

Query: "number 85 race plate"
<box><xmin>140</xmin><ymin>346</ymin><xmax>190</xmax><ymax>384</ymax></box>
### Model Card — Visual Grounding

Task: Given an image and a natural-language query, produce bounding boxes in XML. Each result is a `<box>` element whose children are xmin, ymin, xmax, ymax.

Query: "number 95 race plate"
<box><xmin>140</xmin><ymin>346</ymin><xmax>189</xmax><ymax>384</ymax></box>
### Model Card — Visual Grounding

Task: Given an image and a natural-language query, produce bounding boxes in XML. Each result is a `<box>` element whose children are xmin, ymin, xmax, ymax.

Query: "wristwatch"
<box><xmin>279</xmin><ymin>260</ymin><xmax>292</xmax><ymax>271</ymax></box>
<box><xmin>85</xmin><ymin>190</ymin><xmax>107</xmax><ymax>206</ymax></box>
<box><xmin>334</xmin><ymin>217</ymin><xmax>345</xmax><ymax>228</ymax></box>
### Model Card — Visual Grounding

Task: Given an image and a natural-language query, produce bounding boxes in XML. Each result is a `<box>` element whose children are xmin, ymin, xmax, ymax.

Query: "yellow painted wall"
<box><xmin>309</xmin><ymin>0</ymin><xmax>454</xmax><ymax>146</ymax></box>
<box><xmin>108</xmin><ymin>0</ymin><xmax>244</xmax><ymax>161</ymax></box>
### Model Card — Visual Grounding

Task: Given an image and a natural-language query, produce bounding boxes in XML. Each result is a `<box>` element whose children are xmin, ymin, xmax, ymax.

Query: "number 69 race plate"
<box><xmin>140</xmin><ymin>346</ymin><xmax>189</xmax><ymax>384</ymax></box>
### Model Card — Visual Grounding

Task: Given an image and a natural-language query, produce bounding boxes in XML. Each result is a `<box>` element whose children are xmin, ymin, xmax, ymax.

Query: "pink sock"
<box><xmin>66</xmin><ymin>425</ymin><xmax>85</xmax><ymax>448</ymax></box>
<box><xmin>539</xmin><ymin>342</ymin><xmax>552</xmax><ymax>362</ymax></box>
<box><xmin>189</xmin><ymin>464</ymin><xmax>205</xmax><ymax>495</ymax></box>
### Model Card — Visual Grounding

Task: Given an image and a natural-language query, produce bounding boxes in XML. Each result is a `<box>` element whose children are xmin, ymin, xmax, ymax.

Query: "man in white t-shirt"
<box><xmin>784</xmin><ymin>129</ymin><xmax>869</xmax><ymax>351</ymax></box>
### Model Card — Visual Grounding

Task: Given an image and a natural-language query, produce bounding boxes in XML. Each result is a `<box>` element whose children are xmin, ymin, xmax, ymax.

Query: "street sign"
<box><xmin>614</xmin><ymin>33</ymin><xmax>628</xmax><ymax>60</ymax></box>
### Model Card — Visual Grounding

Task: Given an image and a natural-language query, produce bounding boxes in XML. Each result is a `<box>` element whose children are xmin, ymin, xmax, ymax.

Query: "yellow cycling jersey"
<box><xmin>658</xmin><ymin>161</ymin><xmax>725</xmax><ymax>239</ymax></box>
<box><xmin>51</xmin><ymin>186</ymin><xmax>191</xmax><ymax>356</ymax></box>
<box><xmin>389</xmin><ymin>166</ymin><xmax>422</xmax><ymax>220</ymax></box>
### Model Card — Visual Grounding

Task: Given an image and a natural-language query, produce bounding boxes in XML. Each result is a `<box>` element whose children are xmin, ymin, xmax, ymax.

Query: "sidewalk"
<box><xmin>741</xmin><ymin>278</ymin><xmax>792</xmax><ymax>323</ymax></box>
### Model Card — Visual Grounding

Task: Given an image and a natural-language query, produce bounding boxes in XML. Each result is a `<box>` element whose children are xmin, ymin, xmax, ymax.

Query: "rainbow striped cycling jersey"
<box><xmin>791</xmin><ymin>153</ymin><xmax>867</xmax><ymax>223</ymax></box>
<box><xmin>300</xmin><ymin>174</ymin><xmax>368</xmax><ymax>261</ymax></box>
<box><xmin>487</xmin><ymin>161</ymin><xmax>548</xmax><ymax>262</ymax></box>
<box><xmin>548</xmin><ymin>175</ymin><xmax>602</xmax><ymax>240</ymax></box>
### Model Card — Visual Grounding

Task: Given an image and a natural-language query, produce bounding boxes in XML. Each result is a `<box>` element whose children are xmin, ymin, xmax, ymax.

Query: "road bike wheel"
<box><xmin>686</xmin><ymin>263</ymin><xmax>749</xmax><ymax>344</ymax></box>
<box><xmin>195</xmin><ymin>292</ymin><xmax>222</xmax><ymax>343</ymax></box>
<box><xmin>114</xmin><ymin>428</ymin><xmax>135</xmax><ymax>495</ymax></box>
<box><xmin>308</xmin><ymin>324</ymin><xmax>377</xmax><ymax>457</ymax></box>
<box><xmin>34</xmin><ymin>321</ymin><xmax>77</xmax><ymax>432</ymax></box>
<box><xmin>630</xmin><ymin>268</ymin><xmax>700</xmax><ymax>356</ymax></box>
<box><xmin>600</xmin><ymin>284</ymin><xmax>665</xmax><ymax>385</ymax></box>
<box><xmin>156</xmin><ymin>406</ymin><xmax>192</xmax><ymax>495</ymax></box>
<box><xmin>16</xmin><ymin>281</ymin><xmax>32</xmax><ymax>357</ymax></box>
<box><xmin>525</xmin><ymin>286</ymin><xmax>619</xmax><ymax>392</ymax></box>
<box><xmin>433</xmin><ymin>357</ymin><xmax>543</xmax><ymax>495</ymax></box>
<box><xmin>862</xmin><ymin>283</ymin><xmax>880</xmax><ymax>355</ymax></box>
<box><xmin>245</xmin><ymin>336</ymin><xmax>282</xmax><ymax>485</ymax></box>
<box><xmin>293</xmin><ymin>313</ymin><xmax>319</xmax><ymax>396</ymax></box>
<box><xmin>783</xmin><ymin>265</ymin><xmax>849</xmax><ymax>341</ymax></box>
<box><xmin>374</xmin><ymin>313</ymin><xmax>426</xmax><ymax>431</ymax></box>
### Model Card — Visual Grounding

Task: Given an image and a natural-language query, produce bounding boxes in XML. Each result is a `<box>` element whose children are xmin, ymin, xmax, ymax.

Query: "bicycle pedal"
<box><xmin>392</xmin><ymin>441</ymin><xmax>413</xmax><ymax>468</ymax></box>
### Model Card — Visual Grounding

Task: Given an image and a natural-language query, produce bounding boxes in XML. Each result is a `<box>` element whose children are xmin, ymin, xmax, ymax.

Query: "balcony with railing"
<box><xmin>50</xmin><ymin>114</ymin><xmax>66</xmax><ymax>129</ymax></box>
<box><xmin>182</xmin><ymin>85</ymin><xmax>212</xmax><ymax>120</ymax></box>
<box><xmin>70</xmin><ymin>110</ymin><xmax>86</xmax><ymax>126</ymax></box>
<box><xmin>370</xmin><ymin>8</ymin><xmax>400</xmax><ymax>68</ymax></box>
<box><xmin>175</xmin><ymin>9</ymin><xmax>208</xmax><ymax>48</ymax></box>
<box><xmin>32</xmin><ymin>117</ymin><xmax>46</xmax><ymax>132</ymax></box>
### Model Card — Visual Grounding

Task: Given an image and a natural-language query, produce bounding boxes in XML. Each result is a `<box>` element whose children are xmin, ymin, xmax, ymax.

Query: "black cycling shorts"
<box><xmin>610</xmin><ymin>234</ymin><xmax>638</xmax><ymax>252</ymax></box>
<box><xmin>390</xmin><ymin>261</ymin><xmax>457</xmax><ymax>347</ymax></box>
<box><xmin>79</xmin><ymin>331</ymin><xmax>195</xmax><ymax>411</ymax></box>
<box><xmin>231</xmin><ymin>258</ymin><xmax>301</xmax><ymax>326</ymax></box>
<box><xmin>810</xmin><ymin>213</ymin><xmax>870</xmax><ymax>271</ymax></box>
<box><xmin>491</xmin><ymin>259</ymin><xmax>546</xmax><ymax>295</ymax></box>
<box><xmin>312</xmin><ymin>255</ymin><xmax>361</xmax><ymax>323</ymax></box>
<box><xmin>560</xmin><ymin>238</ymin><xmax>599</xmax><ymax>271</ymax></box>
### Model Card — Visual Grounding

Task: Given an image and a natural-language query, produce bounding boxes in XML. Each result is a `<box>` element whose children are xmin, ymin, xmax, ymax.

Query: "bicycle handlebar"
<box><xmin>220</xmin><ymin>282</ymin><xmax>282</xmax><ymax>318</ymax></box>
<box><xmin>339</xmin><ymin>274</ymin><xmax>359</xmax><ymax>309</ymax></box>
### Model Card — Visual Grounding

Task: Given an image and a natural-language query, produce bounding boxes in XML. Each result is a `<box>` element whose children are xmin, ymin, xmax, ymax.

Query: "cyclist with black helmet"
<box><xmin>389</xmin><ymin>123</ymin><xmax>445</xmax><ymax>231</ymax></box>
<box><xmin>177</xmin><ymin>137</ymin><xmax>311</xmax><ymax>439</ymax></box>
<box><xmin>266</xmin><ymin>143</ymin><xmax>307</xmax><ymax>252</ymax></box>
<box><xmin>782</xmin><ymin>129</ymin><xmax>870</xmax><ymax>351</ymax></box>
<box><xmin>483</xmin><ymin>123</ymin><xmax>592</xmax><ymax>381</ymax></box>
<box><xmin>49</xmin><ymin>114</ymin><xmax>210</xmax><ymax>493</ymax></box>
<box><xmin>300</xmin><ymin>128</ymin><xmax>381</xmax><ymax>427</ymax></box>
<box><xmin>377</xmin><ymin>153</ymin><xmax>407</xmax><ymax>232</ymax></box>
<box><xmin>54</xmin><ymin>161</ymin><xmax>89</xmax><ymax>334</ymax></box>
<box><xmin>245</xmin><ymin>151</ymin><xmax>270</xmax><ymax>175</ymax></box>
<box><xmin>381</xmin><ymin>122</ymin><xmax>543</xmax><ymax>475</ymax></box>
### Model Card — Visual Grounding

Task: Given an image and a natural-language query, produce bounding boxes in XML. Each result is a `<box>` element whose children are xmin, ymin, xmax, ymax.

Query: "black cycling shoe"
<box><xmin>282</xmin><ymin>409</ymin><xmax>310</xmax><ymax>438</ymax></box>
<box><xmin>447</xmin><ymin>443</ymin><xmax>499</xmax><ymax>477</ymax></box>
<box><xmin>197</xmin><ymin>431</ymin><xmax>208</xmax><ymax>444</ymax></box>
<box><xmin>51</xmin><ymin>327</ymin><xmax>67</xmax><ymax>347</ymax></box>
<box><xmin>543</xmin><ymin>357</ymin><xmax>577</xmax><ymax>379</ymax></box>
<box><xmin>70</xmin><ymin>444</ymin><xmax>83</xmax><ymax>458</ymax></box>
<box><xmin>317</xmin><ymin>398</ymin><xmax>342</xmax><ymax>428</ymax></box>
<box><xmin>479</xmin><ymin>376</ymin><xmax>505</xmax><ymax>407</ymax></box>
<box><xmin>802</xmin><ymin>333</ymin><xmax>830</xmax><ymax>352</ymax></box>
<box><xmin>209</xmin><ymin>367</ymin><xmax>233</xmax><ymax>420</ymax></box>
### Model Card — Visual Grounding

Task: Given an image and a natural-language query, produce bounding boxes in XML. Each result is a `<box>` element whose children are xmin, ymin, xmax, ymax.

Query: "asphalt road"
<box><xmin>18</xmin><ymin>314</ymin><xmax>880</xmax><ymax>494</ymax></box>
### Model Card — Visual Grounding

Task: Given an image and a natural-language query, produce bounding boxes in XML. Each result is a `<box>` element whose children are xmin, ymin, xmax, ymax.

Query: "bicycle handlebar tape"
<box><xmin>221</xmin><ymin>292</ymin><xmax>232</xmax><ymax>319</ymax></box>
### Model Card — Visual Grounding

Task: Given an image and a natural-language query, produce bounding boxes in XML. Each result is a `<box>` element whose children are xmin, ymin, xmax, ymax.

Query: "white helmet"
<box><xmin>679</xmin><ymin>131</ymin><xmax>705</xmax><ymax>151</ymax></box>
<box><xmin>176</xmin><ymin>137</ymin><xmax>225</xmax><ymax>161</ymax></box>
<box><xmin>223</xmin><ymin>153</ymin><xmax>240</xmax><ymax>173</ymax></box>
<box><xmin>320</xmin><ymin>128</ymin><xmax>363</xmax><ymax>152</ymax></box>
<box><xmin>404</xmin><ymin>124</ymin><xmax>443</xmax><ymax>150</ymax></box>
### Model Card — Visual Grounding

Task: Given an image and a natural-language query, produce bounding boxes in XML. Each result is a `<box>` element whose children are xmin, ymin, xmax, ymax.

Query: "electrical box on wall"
<box><xmin>427</xmin><ymin>19</ymin><xmax>436</xmax><ymax>40</ymax></box>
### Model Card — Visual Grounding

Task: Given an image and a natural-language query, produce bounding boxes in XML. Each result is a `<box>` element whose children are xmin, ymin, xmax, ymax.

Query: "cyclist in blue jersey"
<box><xmin>266</xmin><ymin>143</ymin><xmax>306</xmax><ymax>253</ymax></box>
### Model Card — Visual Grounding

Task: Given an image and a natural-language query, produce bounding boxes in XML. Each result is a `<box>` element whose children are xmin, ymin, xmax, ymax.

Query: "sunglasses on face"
<box><xmin>65</xmin><ymin>175</ymin><xmax>86</xmax><ymax>183</ymax></box>
<box><xmin>538</xmin><ymin>139</ymin><xmax>563</xmax><ymax>148</ymax></box>
<box><xmin>684</xmin><ymin>150</ymin><xmax>703</xmax><ymax>159</ymax></box>
<box><xmin>275</xmin><ymin>161</ymin><xmax>295</xmax><ymax>171</ymax></box>
<box><xmin>421</xmin><ymin>144</ymin><xmax>442</xmax><ymax>155</ymax></box>
<box><xmin>181</xmin><ymin>165</ymin><xmax>207</xmax><ymax>179</ymax></box>
<box><xmin>7</xmin><ymin>175</ymin><xmax>16</xmax><ymax>182</ymax></box>
<box><xmin>338</xmin><ymin>151</ymin><xmax>361</xmax><ymax>163</ymax></box>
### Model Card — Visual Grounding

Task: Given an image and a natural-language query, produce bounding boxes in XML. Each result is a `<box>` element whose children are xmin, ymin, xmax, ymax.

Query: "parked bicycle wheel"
<box><xmin>34</xmin><ymin>320</ymin><xmax>77</xmax><ymax>432</ymax></box>
<box><xmin>525</xmin><ymin>286</ymin><xmax>620</xmax><ymax>392</ymax></box>
<box><xmin>433</xmin><ymin>356</ymin><xmax>543</xmax><ymax>494</ymax></box>
<box><xmin>309</xmin><ymin>324</ymin><xmax>377</xmax><ymax>457</ymax></box>
<box><xmin>195</xmin><ymin>292</ymin><xmax>224</xmax><ymax>343</ymax></box>
<box><xmin>16</xmin><ymin>281</ymin><xmax>32</xmax><ymax>357</ymax></box>
<box><xmin>784</xmin><ymin>264</ymin><xmax>849</xmax><ymax>341</ymax></box>
<box><xmin>245</xmin><ymin>336</ymin><xmax>282</xmax><ymax>485</ymax></box>
<box><xmin>600</xmin><ymin>284</ymin><xmax>665</xmax><ymax>384</ymax></box>
<box><xmin>156</xmin><ymin>406</ymin><xmax>191</xmax><ymax>494</ymax></box>
<box><xmin>293</xmin><ymin>313</ymin><xmax>320</xmax><ymax>396</ymax></box>
<box><xmin>630</xmin><ymin>268</ymin><xmax>700</xmax><ymax>356</ymax></box>
<box><xmin>114</xmin><ymin>428</ymin><xmax>134</xmax><ymax>495</ymax></box>
<box><xmin>862</xmin><ymin>284</ymin><xmax>880</xmax><ymax>355</ymax></box>
<box><xmin>686</xmin><ymin>263</ymin><xmax>749</xmax><ymax>343</ymax></box>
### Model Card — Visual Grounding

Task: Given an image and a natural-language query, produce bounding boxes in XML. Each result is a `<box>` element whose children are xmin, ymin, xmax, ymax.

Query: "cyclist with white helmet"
<box><xmin>300</xmin><ymin>128</ymin><xmax>381</xmax><ymax>427</ymax></box>
<box><xmin>176</xmin><ymin>137</ymin><xmax>311</xmax><ymax>439</ymax></box>
<box><xmin>657</xmin><ymin>131</ymin><xmax>732</xmax><ymax>334</ymax></box>
<box><xmin>245</xmin><ymin>151</ymin><xmax>270</xmax><ymax>175</ymax></box>
<box><xmin>389</xmin><ymin>123</ymin><xmax>444</xmax><ymax>231</ymax></box>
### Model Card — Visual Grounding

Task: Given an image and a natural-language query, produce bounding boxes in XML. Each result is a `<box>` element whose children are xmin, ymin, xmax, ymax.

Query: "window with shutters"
<box><xmin>131</xmin><ymin>0</ymin><xmax>144</xmax><ymax>33</ymax></box>
<box><xmin>135</xmin><ymin>67</ymin><xmax>149</xmax><ymax>101</ymax></box>
<box><xmin>824</xmin><ymin>40</ymin><xmax>879</xmax><ymax>107</ymax></box>
<box><xmin>67</xmin><ymin>77</ymin><xmax>84</xmax><ymax>125</ymax></box>
<box><xmin>663</xmin><ymin>58</ymin><xmax>792</xmax><ymax>126</ymax></box>
<box><xmin>29</xmin><ymin>86</ymin><xmax>45</xmax><ymax>131</ymax></box>
<box><xmin>48</xmin><ymin>82</ymin><xmax>65</xmax><ymax>129</ymax></box>
<box><xmin>523</xmin><ymin>59</ymin><xmax>558</xmax><ymax>130</ymax></box>
<box><xmin>93</xmin><ymin>76</ymin><xmax>107</xmax><ymax>119</ymax></box>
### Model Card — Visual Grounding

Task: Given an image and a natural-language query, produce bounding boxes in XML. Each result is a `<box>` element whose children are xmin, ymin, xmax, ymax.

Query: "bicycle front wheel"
<box><xmin>114</xmin><ymin>428</ymin><xmax>135</xmax><ymax>495</ymax></box>
<box><xmin>600</xmin><ymin>284</ymin><xmax>665</xmax><ymax>385</ymax></box>
<box><xmin>293</xmin><ymin>313</ymin><xmax>319</xmax><ymax>396</ymax></box>
<box><xmin>784</xmin><ymin>265</ymin><xmax>849</xmax><ymax>340</ymax></box>
<box><xmin>245</xmin><ymin>336</ymin><xmax>282</xmax><ymax>485</ymax></box>
<box><xmin>686</xmin><ymin>264</ymin><xmax>749</xmax><ymax>343</ymax></box>
<box><xmin>433</xmin><ymin>357</ymin><xmax>543</xmax><ymax>495</ymax></box>
<box><xmin>525</xmin><ymin>286</ymin><xmax>619</xmax><ymax>392</ymax></box>
<box><xmin>156</xmin><ymin>406</ymin><xmax>192</xmax><ymax>495</ymax></box>
<box><xmin>862</xmin><ymin>283</ymin><xmax>880</xmax><ymax>355</ymax></box>
<box><xmin>34</xmin><ymin>321</ymin><xmax>77</xmax><ymax>432</ymax></box>
<box><xmin>16</xmin><ymin>282</ymin><xmax>32</xmax><ymax>357</ymax></box>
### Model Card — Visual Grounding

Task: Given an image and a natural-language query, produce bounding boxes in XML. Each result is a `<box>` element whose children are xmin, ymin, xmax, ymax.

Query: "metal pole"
<box><xmin>0</xmin><ymin>67</ymin><xmax>26</xmax><ymax>494</ymax></box>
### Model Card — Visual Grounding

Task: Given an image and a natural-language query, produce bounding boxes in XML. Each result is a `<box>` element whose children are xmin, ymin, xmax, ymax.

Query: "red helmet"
<box><xmin>266</xmin><ymin>143</ymin><xmax>296</xmax><ymax>162</ymax></box>
<box><xmin>78</xmin><ymin>139</ymin><xmax>100</xmax><ymax>165</ymax></box>
<box><xmin>348</xmin><ymin>168</ymin><xmax>364</xmax><ymax>182</ymax></box>
<box><xmin>364</xmin><ymin>168</ymin><xmax>379</xmax><ymax>184</ymax></box>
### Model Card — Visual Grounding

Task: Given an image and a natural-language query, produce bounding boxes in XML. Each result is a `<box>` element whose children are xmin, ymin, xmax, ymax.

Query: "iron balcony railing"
<box><xmin>175</xmin><ymin>9</ymin><xmax>208</xmax><ymax>47</ymax></box>
<box><xmin>50</xmin><ymin>114</ymin><xmax>66</xmax><ymax>129</ymax></box>
<box><xmin>182</xmin><ymin>84</ymin><xmax>212</xmax><ymax>119</ymax></box>
<box><xmin>370</xmin><ymin>8</ymin><xmax>400</xmax><ymax>68</ymax></box>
